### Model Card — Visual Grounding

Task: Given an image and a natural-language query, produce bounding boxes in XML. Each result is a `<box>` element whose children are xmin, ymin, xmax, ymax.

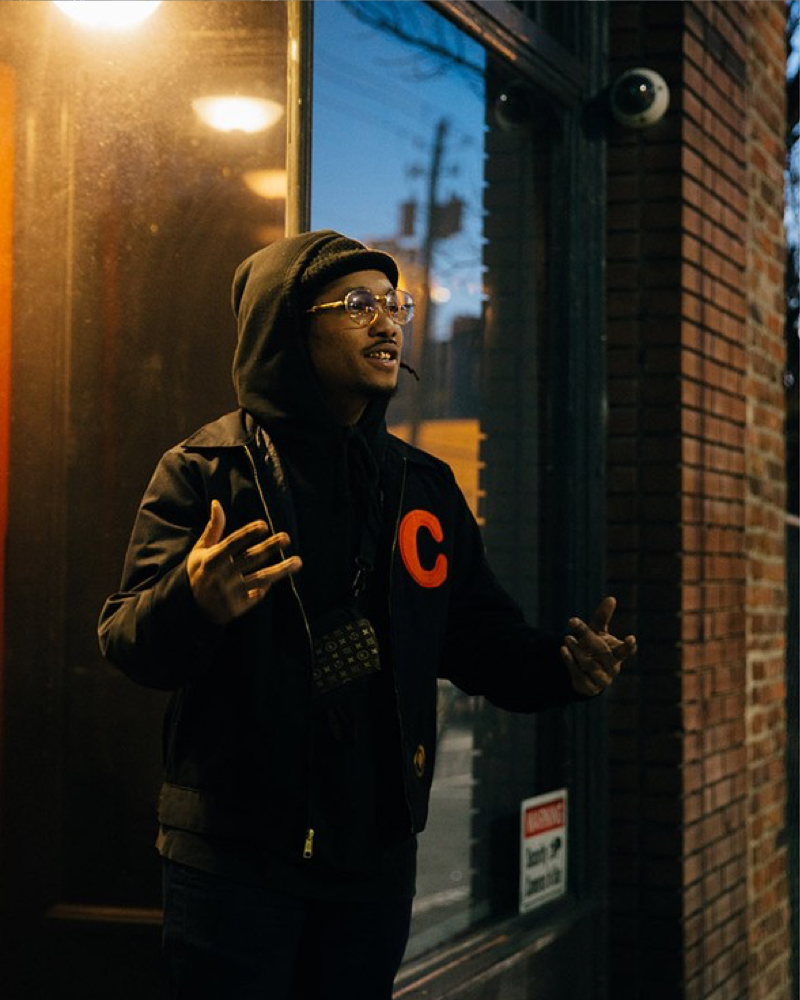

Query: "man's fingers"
<box><xmin>613</xmin><ymin>635</ymin><xmax>638</xmax><ymax>661</ymax></box>
<box><xmin>243</xmin><ymin>554</ymin><xmax>302</xmax><ymax>589</ymax></box>
<box><xmin>237</xmin><ymin>532</ymin><xmax>292</xmax><ymax>575</ymax></box>
<box><xmin>565</xmin><ymin>635</ymin><xmax>618</xmax><ymax>688</ymax></box>
<box><xmin>220</xmin><ymin>520</ymin><xmax>273</xmax><ymax>557</ymax></box>
<box><xmin>563</xmin><ymin>601</ymin><xmax>635</xmax><ymax>697</ymax></box>
<box><xmin>202</xmin><ymin>520</ymin><xmax>273</xmax><ymax>572</ymax></box>
<box><xmin>565</xmin><ymin>635</ymin><xmax>612</xmax><ymax>676</ymax></box>
<box><xmin>589</xmin><ymin>595</ymin><xmax>616</xmax><ymax>635</ymax></box>
<box><xmin>567</xmin><ymin>618</ymin><xmax>615</xmax><ymax>670</ymax></box>
<box><xmin>189</xmin><ymin>508</ymin><xmax>302</xmax><ymax>625</ymax></box>
<box><xmin>561</xmin><ymin>645</ymin><xmax>602</xmax><ymax>696</ymax></box>
<box><xmin>197</xmin><ymin>500</ymin><xmax>226</xmax><ymax>550</ymax></box>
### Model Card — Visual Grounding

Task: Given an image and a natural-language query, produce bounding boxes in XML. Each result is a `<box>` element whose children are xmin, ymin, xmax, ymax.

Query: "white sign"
<box><xmin>519</xmin><ymin>789</ymin><xmax>568</xmax><ymax>914</ymax></box>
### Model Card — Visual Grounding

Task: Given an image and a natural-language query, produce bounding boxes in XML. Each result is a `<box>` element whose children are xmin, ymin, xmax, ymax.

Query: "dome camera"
<box><xmin>609</xmin><ymin>68</ymin><xmax>670</xmax><ymax>128</ymax></box>
<box><xmin>493</xmin><ymin>83</ymin><xmax>558</xmax><ymax>138</ymax></box>
<box><xmin>494</xmin><ymin>84</ymin><xmax>532</xmax><ymax>131</ymax></box>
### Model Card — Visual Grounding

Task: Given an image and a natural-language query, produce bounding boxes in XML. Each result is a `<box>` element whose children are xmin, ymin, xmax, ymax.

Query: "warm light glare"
<box><xmin>430</xmin><ymin>285</ymin><xmax>452</xmax><ymax>304</ymax></box>
<box><xmin>192</xmin><ymin>96</ymin><xmax>284</xmax><ymax>135</ymax></box>
<box><xmin>53</xmin><ymin>1</ymin><xmax>162</xmax><ymax>29</ymax></box>
<box><xmin>243</xmin><ymin>170</ymin><xmax>288</xmax><ymax>200</ymax></box>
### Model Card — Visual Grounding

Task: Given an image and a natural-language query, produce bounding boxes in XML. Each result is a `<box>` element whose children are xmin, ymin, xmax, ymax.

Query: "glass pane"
<box><xmin>508</xmin><ymin>0</ymin><xmax>579</xmax><ymax>51</ymax></box>
<box><xmin>4</xmin><ymin>0</ymin><xmax>288</xmax><ymax>906</ymax></box>
<box><xmin>311</xmin><ymin>0</ymin><xmax>558</xmax><ymax>956</ymax></box>
<box><xmin>311</xmin><ymin>1</ymin><xmax>486</xmax><ymax>524</ymax></box>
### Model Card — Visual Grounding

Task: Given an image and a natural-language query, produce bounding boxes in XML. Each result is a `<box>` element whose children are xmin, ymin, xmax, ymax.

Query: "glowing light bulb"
<box><xmin>242</xmin><ymin>171</ymin><xmax>288</xmax><ymax>200</ymax></box>
<box><xmin>53</xmin><ymin>1</ymin><xmax>163</xmax><ymax>29</ymax></box>
<box><xmin>192</xmin><ymin>96</ymin><xmax>284</xmax><ymax>135</ymax></box>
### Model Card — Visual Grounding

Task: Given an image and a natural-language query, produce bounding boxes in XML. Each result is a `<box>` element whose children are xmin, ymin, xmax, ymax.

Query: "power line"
<box><xmin>313</xmin><ymin>61</ymin><xmax>483</xmax><ymax>148</ymax></box>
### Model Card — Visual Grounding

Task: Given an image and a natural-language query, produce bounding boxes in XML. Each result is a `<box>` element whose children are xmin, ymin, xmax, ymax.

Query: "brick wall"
<box><xmin>678</xmin><ymin>5</ymin><xmax>750</xmax><ymax>996</ymax></box>
<box><xmin>606</xmin><ymin>3</ymin><xmax>789</xmax><ymax>998</ymax></box>
<box><xmin>743</xmin><ymin>3</ymin><xmax>791</xmax><ymax>997</ymax></box>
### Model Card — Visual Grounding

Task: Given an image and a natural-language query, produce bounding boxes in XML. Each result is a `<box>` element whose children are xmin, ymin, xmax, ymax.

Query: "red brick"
<box><xmin>606</xmin><ymin>4</ymin><xmax>789</xmax><ymax>997</ymax></box>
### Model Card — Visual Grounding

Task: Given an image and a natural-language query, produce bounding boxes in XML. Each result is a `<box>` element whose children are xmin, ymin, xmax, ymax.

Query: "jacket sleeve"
<box><xmin>439</xmin><ymin>486</ymin><xmax>585</xmax><ymax>712</ymax></box>
<box><xmin>97</xmin><ymin>450</ymin><xmax>224</xmax><ymax>690</ymax></box>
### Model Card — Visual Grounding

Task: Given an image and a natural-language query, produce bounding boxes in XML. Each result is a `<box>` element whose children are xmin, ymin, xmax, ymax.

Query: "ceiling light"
<box><xmin>192</xmin><ymin>96</ymin><xmax>283</xmax><ymax>135</ymax></box>
<box><xmin>243</xmin><ymin>171</ymin><xmax>288</xmax><ymax>200</ymax></box>
<box><xmin>53</xmin><ymin>1</ymin><xmax>162</xmax><ymax>30</ymax></box>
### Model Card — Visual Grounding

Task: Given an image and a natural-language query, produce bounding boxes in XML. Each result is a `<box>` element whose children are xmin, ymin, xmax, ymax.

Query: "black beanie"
<box><xmin>299</xmin><ymin>234</ymin><xmax>399</xmax><ymax>306</ymax></box>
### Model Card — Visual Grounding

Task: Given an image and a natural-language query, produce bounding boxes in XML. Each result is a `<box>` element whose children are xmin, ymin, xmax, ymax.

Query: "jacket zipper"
<box><xmin>387</xmin><ymin>455</ymin><xmax>416</xmax><ymax>835</ymax></box>
<box><xmin>243</xmin><ymin>442</ymin><xmax>317</xmax><ymax>860</ymax></box>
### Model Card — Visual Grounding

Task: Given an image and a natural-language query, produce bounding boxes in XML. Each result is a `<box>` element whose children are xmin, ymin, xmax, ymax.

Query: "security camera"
<box><xmin>609</xmin><ymin>68</ymin><xmax>670</xmax><ymax>128</ymax></box>
<box><xmin>494</xmin><ymin>83</ymin><xmax>558</xmax><ymax>138</ymax></box>
<box><xmin>494</xmin><ymin>84</ymin><xmax>532</xmax><ymax>131</ymax></box>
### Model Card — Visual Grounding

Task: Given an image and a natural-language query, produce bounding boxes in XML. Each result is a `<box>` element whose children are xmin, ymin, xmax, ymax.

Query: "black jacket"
<box><xmin>98</xmin><ymin>410</ymin><xmax>579</xmax><ymax>859</ymax></box>
<box><xmin>97</xmin><ymin>231</ymin><xmax>581</xmax><ymax>865</ymax></box>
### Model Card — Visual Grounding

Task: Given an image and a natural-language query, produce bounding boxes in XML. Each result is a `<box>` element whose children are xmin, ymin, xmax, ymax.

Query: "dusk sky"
<box><xmin>310</xmin><ymin>0</ymin><xmax>488</xmax><ymax>342</ymax></box>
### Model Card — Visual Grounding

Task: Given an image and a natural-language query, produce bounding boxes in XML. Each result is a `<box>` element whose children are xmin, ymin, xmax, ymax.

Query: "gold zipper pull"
<box><xmin>303</xmin><ymin>828</ymin><xmax>315</xmax><ymax>859</ymax></box>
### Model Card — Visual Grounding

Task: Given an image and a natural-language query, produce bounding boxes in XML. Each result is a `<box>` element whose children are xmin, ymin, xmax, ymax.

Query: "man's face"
<box><xmin>306</xmin><ymin>269</ymin><xmax>403</xmax><ymax>425</ymax></box>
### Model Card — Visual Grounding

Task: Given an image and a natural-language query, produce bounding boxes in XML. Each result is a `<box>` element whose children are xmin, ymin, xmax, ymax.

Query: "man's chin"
<box><xmin>366</xmin><ymin>382</ymin><xmax>399</xmax><ymax>402</ymax></box>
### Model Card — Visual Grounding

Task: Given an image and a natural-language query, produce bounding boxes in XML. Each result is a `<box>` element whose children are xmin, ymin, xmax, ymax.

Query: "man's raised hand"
<box><xmin>187</xmin><ymin>500</ymin><xmax>302</xmax><ymax>625</ymax></box>
<box><xmin>560</xmin><ymin>596</ymin><xmax>637</xmax><ymax>696</ymax></box>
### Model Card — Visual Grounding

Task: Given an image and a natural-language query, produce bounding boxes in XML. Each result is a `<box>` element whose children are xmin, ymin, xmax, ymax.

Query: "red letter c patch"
<box><xmin>399</xmin><ymin>509</ymin><xmax>448</xmax><ymax>588</ymax></box>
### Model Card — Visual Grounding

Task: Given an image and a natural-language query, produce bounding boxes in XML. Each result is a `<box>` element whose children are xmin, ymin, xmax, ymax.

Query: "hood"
<box><xmin>231</xmin><ymin>229</ymin><xmax>398</xmax><ymax>430</ymax></box>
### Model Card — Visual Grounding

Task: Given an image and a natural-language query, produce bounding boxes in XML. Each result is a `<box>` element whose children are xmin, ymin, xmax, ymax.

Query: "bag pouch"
<box><xmin>310</xmin><ymin>608</ymin><xmax>381</xmax><ymax>697</ymax></box>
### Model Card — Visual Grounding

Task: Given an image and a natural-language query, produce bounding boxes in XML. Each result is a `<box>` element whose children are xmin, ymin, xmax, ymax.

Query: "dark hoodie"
<box><xmin>209</xmin><ymin>232</ymin><xmax>413</xmax><ymax>891</ymax></box>
<box><xmin>231</xmin><ymin>228</ymin><xmax>397</xmax><ymax>429</ymax></box>
<box><xmin>232</xmin><ymin>230</ymin><xmax>395</xmax><ymax>617</ymax></box>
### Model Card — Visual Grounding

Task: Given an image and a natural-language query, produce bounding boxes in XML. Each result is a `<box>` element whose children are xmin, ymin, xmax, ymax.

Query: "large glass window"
<box><xmin>311</xmin><ymin>0</ymin><xmax>564</xmax><ymax>959</ymax></box>
<box><xmin>1</xmin><ymin>2</ymin><xmax>607</xmax><ymax>994</ymax></box>
<box><xmin>3</xmin><ymin>0</ymin><xmax>288</xmax><ymax>911</ymax></box>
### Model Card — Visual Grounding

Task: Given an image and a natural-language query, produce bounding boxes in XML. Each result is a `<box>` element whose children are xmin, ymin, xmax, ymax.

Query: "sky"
<box><xmin>310</xmin><ymin>0</ymin><xmax>488</xmax><ymax>341</ymax></box>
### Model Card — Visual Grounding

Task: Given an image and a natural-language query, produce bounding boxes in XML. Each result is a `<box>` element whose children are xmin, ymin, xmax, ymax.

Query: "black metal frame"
<box><xmin>432</xmin><ymin>1</ymin><xmax>588</xmax><ymax>107</ymax></box>
<box><xmin>286</xmin><ymin>0</ymin><xmax>313</xmax><ymax>234</ymax></box>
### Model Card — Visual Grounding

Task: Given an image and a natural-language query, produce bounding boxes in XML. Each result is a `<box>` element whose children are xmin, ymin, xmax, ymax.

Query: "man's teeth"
<box><xmin>367</xmin><ymin>350</ymin><xmax>394</xmax><ymax>360</ymax></box>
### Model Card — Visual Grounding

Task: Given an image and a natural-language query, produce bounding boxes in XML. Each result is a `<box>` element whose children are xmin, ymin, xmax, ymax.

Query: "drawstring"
<box><xmin>346</xmin><ymin>426</ymin><xmax>381</xmax><ymax>603</ymax></box>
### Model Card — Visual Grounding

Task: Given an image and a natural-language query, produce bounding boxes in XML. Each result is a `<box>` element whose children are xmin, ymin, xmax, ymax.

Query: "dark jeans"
<box><xmin>162</xmin><ymin>859</ymin><xmax>413</xmax><ymax>1000</ymax></box>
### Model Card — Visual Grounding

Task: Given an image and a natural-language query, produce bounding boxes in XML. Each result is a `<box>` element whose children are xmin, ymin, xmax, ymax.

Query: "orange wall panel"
<box><xmin>0</xmin><ymin>65</ymin><xmax>14</xmax><ymax>721</ymax></box>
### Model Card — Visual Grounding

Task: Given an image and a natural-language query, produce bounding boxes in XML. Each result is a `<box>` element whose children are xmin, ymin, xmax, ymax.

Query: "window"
<box><xmin>310</xmin><ymin>0</ymin><xmax>595</xmax><ymax>962</ymax></box>
<box><xmin>312</xmin><ymin>1</ymin><xmax>488</xmax><ymax>954</ymax></box>
<box><xmin>3</xmin><ymin>0</ymin><xmax>289</xmax><ymax>911</ymax></box>
<box><xmin>0</xmin><ymin>2</ymin><xmax>608</xmax><ymax>992</ymax></box>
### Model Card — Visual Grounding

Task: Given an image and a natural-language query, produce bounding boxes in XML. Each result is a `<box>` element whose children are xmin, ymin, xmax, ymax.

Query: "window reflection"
<box><xmin>5</xmin><ymin>0</ymin><xmax>288</xmax><ymax>907</ymax></box>
<box><xmin>312</xmin><ymin>0</ymin><xmax>487</xmax><ymax>955</ymax></box>
<box><xmin>312</xmin><ymin>0</ymin><xmax>561</xmax><ymax>959</ymax></box>
<box><xmin>311</xmin><ymin>1</ymin><xmax>486</xmax><ymax>515</ymax></box>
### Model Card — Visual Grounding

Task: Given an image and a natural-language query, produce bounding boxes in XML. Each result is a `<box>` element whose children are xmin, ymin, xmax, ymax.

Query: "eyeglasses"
<box><xmin>306</xmin><ymin>287</ymin><xmax>414</xmax><ymax>327</ymax></box>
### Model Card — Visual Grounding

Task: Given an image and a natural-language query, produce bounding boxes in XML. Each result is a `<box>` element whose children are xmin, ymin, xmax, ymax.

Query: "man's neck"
<box><xmin>322</xmin><ymin>393</ymin><xmax>366</xmax><ymax>427</ymax></box>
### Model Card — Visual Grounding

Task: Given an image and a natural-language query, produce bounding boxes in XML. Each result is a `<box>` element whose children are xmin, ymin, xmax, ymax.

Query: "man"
<box><xmin>98</xmin><ymin>230</ymin><xmax>636</xmax><ymax>1000</ymax></box>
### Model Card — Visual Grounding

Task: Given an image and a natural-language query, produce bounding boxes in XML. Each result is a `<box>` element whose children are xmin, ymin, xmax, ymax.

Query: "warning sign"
<box><xmin>519</xmin><ymin>789</ymin><xmax>568</xmax><ymax>914</ymax></box>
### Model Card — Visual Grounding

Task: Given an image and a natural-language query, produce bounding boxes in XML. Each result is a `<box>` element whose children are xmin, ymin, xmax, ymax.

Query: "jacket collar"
<box><xmin>180</xmin><ymin>409</ymin><xmax>256</xmax><ymax>450</ymax></box>
<box><xmin>180</xmin><ymin>408</ymin><xmax>435</xmax><ymax>475</ymax></box>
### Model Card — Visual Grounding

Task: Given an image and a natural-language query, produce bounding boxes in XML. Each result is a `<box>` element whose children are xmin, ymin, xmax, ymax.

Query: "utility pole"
<box><xmin>409</xmin><ymin>117</ymin><xmax>448</xmax><ymax>447</ymax></box>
